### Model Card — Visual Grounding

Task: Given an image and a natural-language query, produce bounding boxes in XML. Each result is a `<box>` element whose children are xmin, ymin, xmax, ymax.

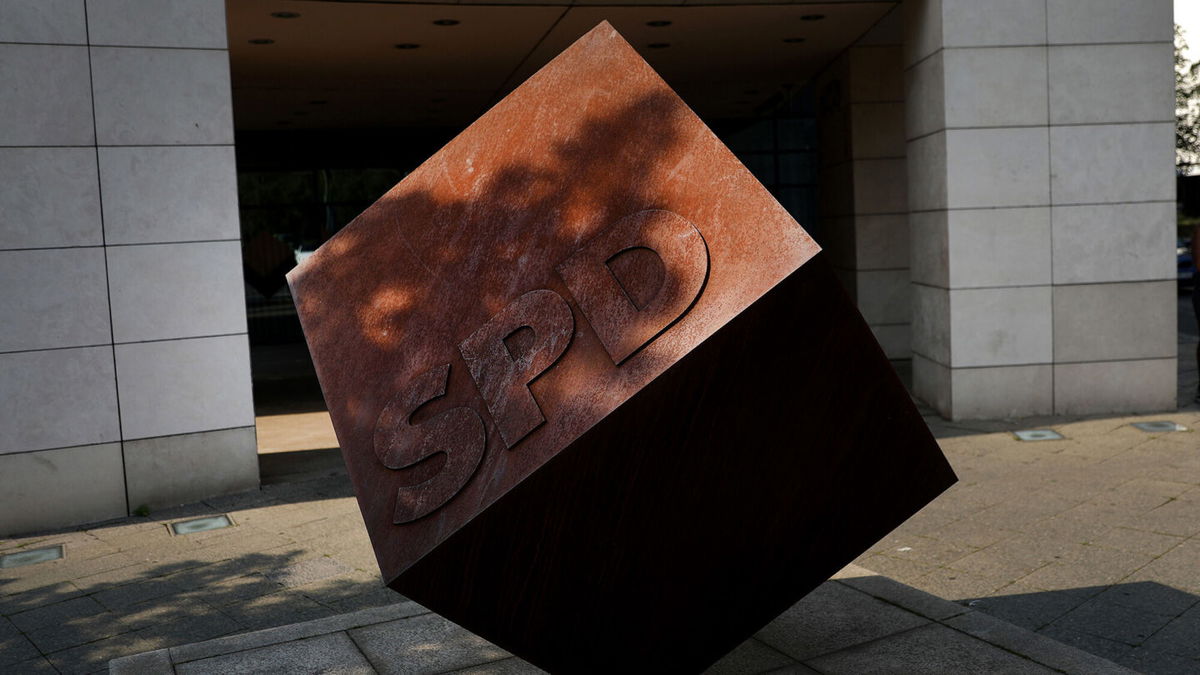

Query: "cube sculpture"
<box><xmin>289</xmin><ymin>23</ymin><xmax>956</xmax><ymax>674</ymax></box>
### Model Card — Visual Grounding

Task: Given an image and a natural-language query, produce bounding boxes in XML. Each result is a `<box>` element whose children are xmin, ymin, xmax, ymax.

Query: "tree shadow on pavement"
<box><xmin>0</xmin><ymin>479</ymin><xmax>405</xmax><ymax>674</ymax></box>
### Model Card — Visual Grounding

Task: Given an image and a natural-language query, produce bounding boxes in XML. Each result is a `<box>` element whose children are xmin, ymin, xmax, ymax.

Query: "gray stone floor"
<box><xmin>110</xmin><ymin>565</ymin><xmax>1129</xmax><ymax>675</ymax></box>
<box><xmin>0</xmin><ymin>296</ymin><xmax>1196</xmax><ymax>674</ymax></box>
<box><xmin>852</xmin><ymin>299</ymin><xmax>1200</xmax><ymax>675</ymax></box>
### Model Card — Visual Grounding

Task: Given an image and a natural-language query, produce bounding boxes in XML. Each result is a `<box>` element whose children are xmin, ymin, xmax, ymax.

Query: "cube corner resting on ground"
<box><xmin>288</xmin><ymin>20</ymin><xmax>956</xmax><ymax>674</ymax></box>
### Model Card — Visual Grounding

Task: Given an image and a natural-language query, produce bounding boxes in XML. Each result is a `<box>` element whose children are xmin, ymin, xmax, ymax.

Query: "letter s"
<box><xmin>373</xmin><ymin>363</ymin><xmax>486</xmax><ymax>524</ymax></box>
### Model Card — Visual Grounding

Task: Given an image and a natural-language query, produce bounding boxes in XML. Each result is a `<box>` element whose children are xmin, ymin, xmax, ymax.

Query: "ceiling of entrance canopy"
<box><xmin>226</xmin><ymin>0</ymin><xmax>898</xmax><ymax>130</ymax></box>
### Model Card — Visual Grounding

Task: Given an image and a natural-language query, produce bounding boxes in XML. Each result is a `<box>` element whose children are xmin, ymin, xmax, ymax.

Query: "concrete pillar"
<box><xmin>0</xmin><ymin>0</ymin><xmax>256</xmax><ymax>535</ymax></box>
<box><xmin>816</xmin><ymin>11</ymin><xmax>911</xmax><ymax>359</ymax></box>
<box><xmin>904</xmin><ymin>0</ymin><xmax>1176</xmax><ymax>419</ymax></box>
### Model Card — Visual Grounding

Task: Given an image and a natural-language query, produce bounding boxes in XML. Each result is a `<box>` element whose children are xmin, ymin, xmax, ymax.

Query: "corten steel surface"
<box><xmin>288</xmin><ymin>22</ymin><xmax>955</xmax><ymax>674</ymax></box>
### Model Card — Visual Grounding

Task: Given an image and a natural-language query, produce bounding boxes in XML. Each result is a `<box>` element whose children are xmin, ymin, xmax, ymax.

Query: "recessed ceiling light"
<box><xmin>308</xmin><ymin>99</ymin><xmax>328</xmax><ymax>105</ymax></box>
<box><xmin>646</xmin><ymin>20</ymin><xmax>672</xmax><ymax>27</ymax></box>
<box><xmin>801</xmin><ymin>14</ymin><xmax>825</xmax><ymax>21</ymax></box>
<box><xmin>782</xmin><ymin>37</ymin><xmax>806</xmax><ymax>43</ymax></box>
<box><xmin>248</xmin><ymin>38</ymin><xmax>275</xmax><ymax>45</ymax></box>
<box><xmin>395</xmin><ymin>43</ymin><xmax>421</xmax><ymax>50</ymax></box>
<box><xmin>647</xmin><ymin>42</ymin><xmax>670</xmax><ymax>49</ymax></box>
<box><xmin>433</xmin><ymin>19</ymin><xmax>460</xmax><ymax>26</ymax></box>
<box><xmin>270</xmin><ymin>11</ymin><xmax>300</xmax><ymax>19</ymax></box>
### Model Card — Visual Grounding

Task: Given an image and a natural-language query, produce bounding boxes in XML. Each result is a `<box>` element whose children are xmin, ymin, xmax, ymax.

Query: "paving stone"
<box><xmin>131</xmin><ymin>610</ymin><xmax>241</xmax><ymax>651</ymax></box>
<box><xmin>171</xmin><ymin>600</ymin><xmax>427</xmax><ymax>664</ymax></box>
<box><xmin>880</xmin><ymin>534</ymin><xmax>977</xmax><ymax>567</ymax></box>
<box><xmin>350</xmin><ymin>612</ymin><xmax>510</xmax><ymax>674</ymax></box>
<box><xmin>6</xmin><ymin>656</ymin><xmax>58</xmax><ymax>673</ymax></box>
<box><xmin>946</xmin><ymin>609</ymin><xmax>1136</xmax><ymax>674</ymax></box>
<box><xmin>961</xmin><ymin>583</ymin><xmax>1090</xmax><ymax>632</ymax></box>
<box><xmin>449</xmin><ymin>656</ymin><xmax>546</xmax><ymax>674</ymax></box>
<box><xmin>947</xmin><ymin>546</ymin><xmax>1055</xmax><ymax>582</ymax></box>
<box><xmin>853</xmin><ymin>553</ymin><xmax>935</xmax><ymax>581</ymax></box>
<box><xmin>282</xmin><ymin>513</ymin><xmax>367</xmax><ymax>545</ymax></box>
<box><xmin>1117</xmin><ymin>646</ymin><xmax>1200</xmax><ymax>675</ymax></box>
<box><xmin>176</xmin><ymin>632</ymin><xmax>374</xmax><ymax>675</ymax></box>
<box><xmin>806</xmin><ymin>623</ymin><xmax>1055</xmax><ymax>674</ymax></box>
<box><xmin>1039</xmin><ymin>625</ymin><xmax>1137</xmax><ymax>665</ymax></box>
<box><xmin>703</xmin><ymin>638</ymin><xmax>798</xmax><ymax>674</ymax></box>
<box><xmin>92</xmin><ymin>576</ymin><xmax>186</xmax><ymax>610</ymax></box>
<box><xmin>46</xmin><ymin>631</ymin><xmax>163</xmax><ymax>675</ymax></box>
<box><xmin>1088</xmin><ymin>527</ymin><xmax>1187</xmax><ymax>557</ymax></box>
<box><xmin>265</xmin><ymin>556</ymin><xmax>353</xmax><ymax>588</ymax></box>
<box><xmin>72</xmin><ymin>561</ymin><xmax>182</xmax><ymax>593</ymax></box>
<box><xmin>918</xmin><ymin>518</ymin><xmax>1022</xmax><ymax>550</ymax></box>
<box><xmin>176</xmin><ymin>572</ymin><xmax>280</xmax><ymax>607</ymax></box>
<box><xmin>50</xmin><ymin>551</ymin><xmax>143</xmax><ymax>580</ymax></box>
<box><xmin>325</xmin><ymin>582</ymin><xmax>405</xmax><ymax>614</ymax></box>
<box><xmin>1018</xmin><ymin>553</ymin><xmax>1145</xmax><ymax>593</ymax></box>
<box><xmin>1027</xmin><ymin>512</ymin><xmax>1117</xmax><ymax>544</ymax></box>
<box><xmin>109</xmin><ymin>648</ymin><xmax>173</xmax><ymax>675</ymax></box>
<box><xmin>221</xmin><ymin>590</ymin><xmax>339</xmax><ymax>632</ymax></box>
<box><xmin>913</xmin><ymin>566</ymin><xmax>1012</xmax><ymax>601</ymax></box>
<box><xmin>1120</xmin><ymin>499</ymin><xmax>1200</xmax><ymax>538</ymax></box>
<box><xmin>1140</xmin><ymin>605</ymin><xmax>1200</xmax><ymax>659</ymax></box>
<box><xmin>25</xmin><ymin>608</ymin><xmax>132</xmax><ymax>654</ymax></box>
<box><xmin>8</xmin><ymin>595</ymin><xmax>106</xmax><ymax>633</ymax></box>
<box><xmin>117</xmin><ymin>594</ymin><xmax>222</xmax><ymax>631</ymax></box>
<box><xmin>835</xmin><ymin>573</ymin><xmax>969</xmax><ymax>622</ymax></box>
<box><xmin>91</xmin><ymin>527</ymin><xmax>177</xmax><ymax>552</ymax></box>
<box><xmin>969</xmin><ymin>497</ymin><xmax>1084</xmax><ymax>531</ymax></box>
<box><xmin>1092</xmin><ymin>579</ymin><xmax>1199</xmax><ymax>617</ymax></box>
<box><xmin>0</xmin><ymin>580</ymin><xmax>83</xmax><ymax>613</ymax></box>
<box><xmin>0</xmin><ymin>629</ymin><xmax>42</xmax><ymax>667</ymax></box>
<box><xmin>755</xmin><ymin>581</ymin><xmax>928</xmax><ymax>662</ymax></box>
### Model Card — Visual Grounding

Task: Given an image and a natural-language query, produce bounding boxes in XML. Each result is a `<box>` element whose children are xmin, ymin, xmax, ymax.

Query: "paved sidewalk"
<box><xmin>855</xmin><ymin>326</ymin><xmax>1200</xmax><ymax>675</ymax></box>
<box><xmin>110</xmin><ymin>565</ymin><xmax>1129</xmax><ymax>675</ymax></box>
<box><xmin>4</xmin><ymin>401</ymin><xmax>1197</xmax><ymax>674</ymax></box>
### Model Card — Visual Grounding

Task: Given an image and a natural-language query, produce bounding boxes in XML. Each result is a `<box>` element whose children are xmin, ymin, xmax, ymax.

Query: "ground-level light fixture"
<box><xmin>0</xmin><ymin>545</ymin><xmax>64</xmax><ymax>569</ymax></box>
<box><xmin>169</xmin><ymin>514</ymin><xmax>234</xmax><ymax>535</ymax></box>
<box><xmin>1013</xmin><ymin>429</ymin><xmax>1064</xmax><ymax>442</ymax></box>
<box><xmin>1131</xmin><ymin>421</ymin><xmax>1188</xmax><ymax>432</ymax></box>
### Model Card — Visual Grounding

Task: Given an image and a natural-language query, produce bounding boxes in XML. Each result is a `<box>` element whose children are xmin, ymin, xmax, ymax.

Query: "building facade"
<box><xmin>0</xmin><ymin>0</ymin><xmax>1177</xmax><ymax>535</ymax></box>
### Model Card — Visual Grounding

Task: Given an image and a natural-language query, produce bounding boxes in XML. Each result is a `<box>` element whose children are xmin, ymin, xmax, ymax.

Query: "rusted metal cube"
<box><xmin>288</xmin><ymin>22</ymin><xmax>955</xmax><ymax>673</ymax></box>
